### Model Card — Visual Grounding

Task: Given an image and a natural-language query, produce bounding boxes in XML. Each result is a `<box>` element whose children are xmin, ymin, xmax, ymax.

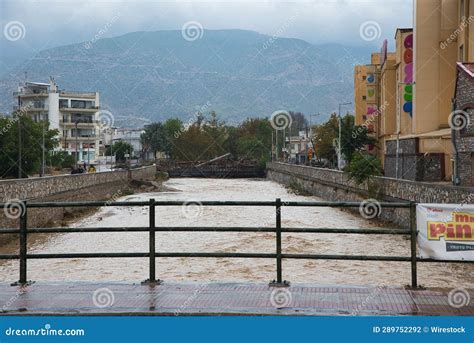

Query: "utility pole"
<box><xmin>309</xmin><ymin>113</ymin><xmax>320</xmax><ymax>137</ymax></box>
<box><xmin>308</xmin><ymin>114</ymin><xmax>320</xmax><ymax>165</ymax></box>
<box><xmin>41</xmin><ymin>120</ymin><xmax>45</xmax><ymax>177</ymax></box>
<box><xmin>74</xmin><ymin>121</ymin><xmax>79</xmax><ymax>169</ymax></box>
<box><xmin>129</xmin><ymin>131</ymin><xmax>132</xmax><ymax>169</ymax></box>
<box><xmin>271</xmin><ymin>130</ymin><xmax>274</xmax><ymax>162</ymax></box>
<box><xmin>338</xmin><ymin>102</ymin><xmax>352</xmax><ymax>170</ymax></box>
<box><xmin>17</xmin><ymin>95</ymin><xmax>22</xmax><ymax>178</ymax></box>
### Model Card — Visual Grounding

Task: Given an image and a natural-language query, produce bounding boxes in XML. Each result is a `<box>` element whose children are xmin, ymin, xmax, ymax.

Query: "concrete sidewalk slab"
<box><xmin>0</xmin><ymin>282</ymin><xmax>472</xmax><ymax>316</ymax></box>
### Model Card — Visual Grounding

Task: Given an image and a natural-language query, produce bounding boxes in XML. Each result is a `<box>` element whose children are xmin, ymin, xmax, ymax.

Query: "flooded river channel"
<box><xmin>0</xmin><ymin>178</ymin><xmax>472</xmax><ymax>287</ymax></box>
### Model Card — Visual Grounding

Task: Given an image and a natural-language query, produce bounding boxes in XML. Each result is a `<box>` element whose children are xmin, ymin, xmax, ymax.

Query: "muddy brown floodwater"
<box><xmin>0</xmin><ymin>178</ymin><xmax>472</xmax><ymax>287</ymax></box>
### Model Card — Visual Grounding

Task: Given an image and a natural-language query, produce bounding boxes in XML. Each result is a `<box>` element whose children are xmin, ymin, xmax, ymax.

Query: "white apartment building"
<box><xmin>285</xmin><ymin>131</ymin><xmax>312</xmax><ymax>164</ymax></box>
<box><xmin>14</xmin><ymin>78</ymin><xmax>101</xmax><ymax>163</ymax></box>
<box><xmin>100</xmin><ymin>127</ymin><xmax>156</xmax><ymax>161</ymax></box>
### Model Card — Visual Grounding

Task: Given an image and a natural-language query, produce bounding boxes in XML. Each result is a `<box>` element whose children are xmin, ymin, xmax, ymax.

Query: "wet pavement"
<box><xmin>0</xmin><ymin>282</ymin><xmax>472</xmax><ymax>316</ymax></box>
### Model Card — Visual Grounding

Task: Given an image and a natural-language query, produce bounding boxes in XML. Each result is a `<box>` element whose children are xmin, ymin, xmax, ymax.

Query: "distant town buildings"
<box><xmin>14</xmin><ymin>78</ymin><xmax>101</xmax><ymax>163</ymax></box>
<box><xmin>354</xmin><ymin>0</ymin><xmax>474</xmax><ymax>186</ymax></box>
<box><xmin>286</xmin><ymin>131</ymin><xmax>312</xmax><ymax>164</ymax></box>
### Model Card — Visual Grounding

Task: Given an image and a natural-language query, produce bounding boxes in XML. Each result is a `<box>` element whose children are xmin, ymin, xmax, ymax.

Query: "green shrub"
<box><xmin>346</xmin><ymin>152</ymin><xmax>382</xmax><ymax>185</ymax></box>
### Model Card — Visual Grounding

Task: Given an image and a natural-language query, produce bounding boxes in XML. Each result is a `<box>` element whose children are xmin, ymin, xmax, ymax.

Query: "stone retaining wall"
<box><xmin>266</xmin><ymin>162</ymin><xmax>474</xmax><ymax>228</ymax></box>
<box><xmin>0</xmin><ymin>166</ymin><xmax>156</xmax><ymax>236</ymax></box>
<box><xmin>0</xmin><ymin>166</ymin><xmax>156</xmax><ymax>203</ymax></box>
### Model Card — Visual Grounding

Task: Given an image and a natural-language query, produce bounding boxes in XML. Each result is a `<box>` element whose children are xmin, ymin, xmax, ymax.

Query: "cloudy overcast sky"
<box><xmin>1</xmin><ymin>0</ymin><xmax>413</xmax><ymax>69</ymax></box>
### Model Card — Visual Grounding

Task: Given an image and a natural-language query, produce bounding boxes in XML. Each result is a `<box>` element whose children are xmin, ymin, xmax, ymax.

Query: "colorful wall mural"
<box><xmin>365</xmin><ymin>71</ymin><xmax>377</xmax><ymax>151</ymax></box>
<box><xmin>403</xmin><ymin>34</ymin><xmax>413</xmax><ymax>117</ymax></box>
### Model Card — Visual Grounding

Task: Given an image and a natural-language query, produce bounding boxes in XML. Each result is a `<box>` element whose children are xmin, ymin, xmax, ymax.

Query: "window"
<box><xmin>459</xmin><ymin>45</ymin><xmax>464</xmax><ymax>62</ymax></box>
<box><xmin>362</xmin><ymin>96</ymin><xmax>367</xmax><ymax>100</ymax></box>
<box><xmin>71</xmin><ymin>100</ymin><xmax>85</xmax><ymax>108</ymax></box>
<box><xmin>59</xmin><ymin>99</ymin><xmax>68</xmax><ymax>108</ymax></box>
<box><xmin>362</xmin><ymin>76</ymin><xmax>366</xmax><ymax>81</ymax></box>
<box><xmin>460</xmin><ymin>0</ymin><xmax>465</xmax><ymax>20</ymax></box>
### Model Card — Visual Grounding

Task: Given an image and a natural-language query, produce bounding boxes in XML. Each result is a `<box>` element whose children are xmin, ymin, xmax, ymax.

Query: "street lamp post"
<box><xmin>17</xmin><ymin>95</ymin><xmax>22</xmax><ymax>179</ymax></box>
<box><xmin>41</xmin><ymin>119</ymin><xmax>45</xmax><ymax>177</ymax></box>
<box><xmin>309</xmin><ymin>113</ymin><xmax>320</xmax><ymax>137</ymax></box>
<box><xmin>338</xmin><ymin>102</ymin><xmax>352</xmax><ymax>170</ymax></box>
<box><xmin>307</xmin><ymin>114</ymin><xmax>320</xmax><ymax>165</ymax></box>
<box><xmin>74</xmin><ymin>120</ymin><xmax>79</xmax><ymax>169</ymax></box>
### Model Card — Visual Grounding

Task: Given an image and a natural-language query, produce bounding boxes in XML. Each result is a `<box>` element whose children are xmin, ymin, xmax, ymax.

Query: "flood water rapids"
<box><xmin>0</xmin><ymin>178</ymin><xmax>472</xmax><ymax>287</ymax></box>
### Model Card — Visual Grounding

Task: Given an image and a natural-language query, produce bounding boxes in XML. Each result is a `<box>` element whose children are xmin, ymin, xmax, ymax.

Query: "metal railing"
<box><xmin>1</xmin><ymin>200</ymin><xmax>472</xmax><ymax>287</ymax></box>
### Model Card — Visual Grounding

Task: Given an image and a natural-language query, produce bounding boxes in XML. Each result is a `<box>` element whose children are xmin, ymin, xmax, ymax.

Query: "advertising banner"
<box><xmin>417</xmin><ymin>204</ymin><xmax>474</xmax><ymax>261</ymax></box>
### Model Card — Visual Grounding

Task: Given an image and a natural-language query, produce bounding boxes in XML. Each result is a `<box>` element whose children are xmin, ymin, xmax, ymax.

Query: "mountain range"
<box><xmin>0</xmin><ymin>29</ymin><xmax>370</xmax><ymax>127</ymax></box>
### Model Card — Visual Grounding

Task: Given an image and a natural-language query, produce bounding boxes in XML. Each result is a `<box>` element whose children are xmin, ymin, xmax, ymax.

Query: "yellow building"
<box><xmin>354</xmin><ymin>0</ymin><xmax>474</xmax><ymax>182</ymax></box>
<box><xmin>354</xmin><ymin>50</ymin><xmax>397</xmax><ymax>159</ymax></box>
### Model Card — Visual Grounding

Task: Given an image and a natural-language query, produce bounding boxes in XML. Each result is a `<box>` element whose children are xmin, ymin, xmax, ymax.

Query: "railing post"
<box><xmin>410</xmin><ymin>202</ymin><xmax>418</xmax><ymax>288</ymax></box>
<box><xmin>13</xmin><ymin>200</ymin><xmax>32</xmax><ymax>286</ymax></box>
<box><xmin>143</xmin><ymin>198</ymin><xmax>161</xmax><ymax>285</ymax></box>
<box><xmin>269</xmin><ymin>198</ymin><xmax>289</xmax><ymax>287</ymax></box>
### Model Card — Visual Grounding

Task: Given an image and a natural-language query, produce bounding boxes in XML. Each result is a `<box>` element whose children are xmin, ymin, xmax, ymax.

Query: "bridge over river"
<box><xmin>0</xmin><ymin>178</ymin><xmax>472</xmax><ymax>315</ymax></box>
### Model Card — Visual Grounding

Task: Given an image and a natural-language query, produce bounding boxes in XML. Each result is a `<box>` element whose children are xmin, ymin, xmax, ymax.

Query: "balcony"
<box><xmin>13</xmin><ymin>90</ymin><xmax>49</xmax><ymax>97</ymax></box>
<box><xmin>13</xmin><ymin>105</ymin><xmax>49</xmax><ymax>112</ymax></box>
<box><xmin>60</xmin><ymin>119</ymin><xmax>98</xmax><ymax>127</ymax></box>
<box><xmin>59</xmin><ymin>106</ymin><xmax>99</xmax><ymax>113</ymax></box>
<box><xmin>65</xmin><ymin>135</ymin><xmax>98</xmax><ymax>141</ymax></box>
<box><xmin>59</xmin><ymin>91</ymin><xmax>96</xmax><ymax>99</ymax></box>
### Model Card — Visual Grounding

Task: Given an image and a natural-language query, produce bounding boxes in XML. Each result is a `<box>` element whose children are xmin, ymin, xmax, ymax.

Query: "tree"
<box><xmin>47</xmin><ymin>151</ymin><xmax>76</xmax><ymax>169</ymax></box>
<box><xmin>162</xmin><ymin>118</ymin><xmax>183</xmax><ymax>158</ymax></box>
<box><xmin>312</xmin><ymin>113</ymin><xmax>339</xmax><ymax>166</ymax></box>
<box><xmin>0</xmin><ymin>115</ymin><xmax>59</xmax><ymax>178</ymax></box>
<box><xmin>106</xmin><ymin>141</ymin><xmax>133</xmax><ymax>163</ymax></box>
<box><xmin>171</xmin><ymin>112</ymin><xmax>229</xmax><ymax>162</ymax></box>
<box><xmin>341</xmin><ymin>114</ymin><xmax>376</xmax><ymax>163</ymax></box>
<box><xmin>172</xmin><ymin>123</ymin><xmax>215</xmax><ymax>161</ymax></box>
<box><xmin>141</xmin><ymin>123</ymin><xmax>166</xmax><ymax>160</ymax></box>
<box><xmin>233</xmin><ymin>118</ymin><xmax>272</xmax><ymax>162</ymax></box>
<box><xmin>312</xmin><ymin>113</ymin><xmax>377</xmax><ymax>168</ymax></box>
<box><xmin>289</xmin><ymin>111</ymin><xmax>308</xmax><ymax>136</ymax></box>
<box><xmin>346</xmin><ymin>152</ymin><xmax>382</xmax><ymax>185</ymax></box>
<box><xmin>142</xmin><ymin>119</ymin><xmax>184</xmax><ymax>160</ymax></box>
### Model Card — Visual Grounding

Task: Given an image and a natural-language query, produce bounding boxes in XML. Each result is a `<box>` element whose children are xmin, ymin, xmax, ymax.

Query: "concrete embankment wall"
<box><xmin>266</xmin><ymin>162</ymin><xmax>474</xmax><ymax>228</ymax></box>
<box><xmin>0</xmin><ymin>166</ymin><xmax>156</xmax><ymax>232</ymax></box>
